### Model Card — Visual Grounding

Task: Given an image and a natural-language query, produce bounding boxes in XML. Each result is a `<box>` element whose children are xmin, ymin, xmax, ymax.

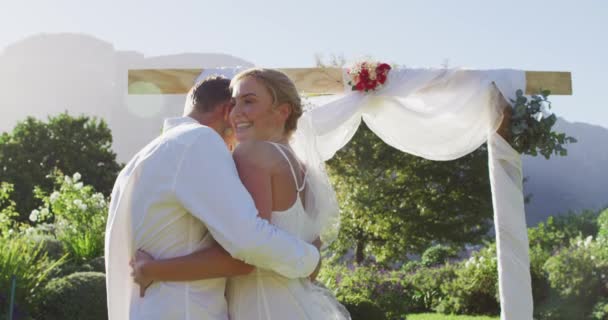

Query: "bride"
<box><xmin>130</xmin><ymin>68</ymin><xmax>350</xmax><ymax>320</ymax></box>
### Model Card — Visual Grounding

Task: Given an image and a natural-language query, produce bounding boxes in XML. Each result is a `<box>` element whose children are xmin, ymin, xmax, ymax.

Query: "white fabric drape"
<box><xmin>488</xmin><ymin>132</ymin><xmax>534</xmax><ymax>320</ymax></box>
<box><xmin>304</xmin><ymin>67</ymin><xmax>532</xmax><ymax>320</ymax></box>
<box><xmin>308</xmin><ymin>68</ymin><xmax>524</xmax><ymax>161</ymax></box>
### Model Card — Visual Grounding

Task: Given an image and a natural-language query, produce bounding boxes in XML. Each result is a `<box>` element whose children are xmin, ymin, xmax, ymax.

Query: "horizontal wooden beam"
<box><xmin>525</xmin><ymin>71</ymin><xmax>572</xmax><ymax>96</ymax></box>
<box><xmin>128</xmin><ymin>68</ymin><xmax>572</xmax><ymax>95</ymax></box>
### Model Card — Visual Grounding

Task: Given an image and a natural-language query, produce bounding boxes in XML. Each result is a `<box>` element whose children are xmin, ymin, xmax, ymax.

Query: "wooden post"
<box><xmin>495</xmin><ymin>89</ymin><xmax>513</xmax><ymax>142</ymax></box>
<box><xmin>497</xmin><ymin>107</ymin><xmax>513</xmax><ymax>142</ymax></box>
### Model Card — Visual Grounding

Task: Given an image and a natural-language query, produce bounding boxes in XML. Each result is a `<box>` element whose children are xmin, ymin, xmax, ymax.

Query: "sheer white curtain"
<box><xmin>305</xmin><ymin>67</ymin><xmax>532</xmax><ymax>320</ymax></box>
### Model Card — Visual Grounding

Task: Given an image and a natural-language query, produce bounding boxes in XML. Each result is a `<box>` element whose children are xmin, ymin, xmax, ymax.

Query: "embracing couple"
<box><xmin>105</xmin><ymin>68</ymin><xmax>350</xmax><ymax>319</ymax></box>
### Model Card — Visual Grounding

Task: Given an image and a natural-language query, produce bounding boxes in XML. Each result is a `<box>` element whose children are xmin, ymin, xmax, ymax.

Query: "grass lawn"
<box><xmin>408</xmin><ymin>313</ymin><xmax>499</xmax><ymax>320</ymax></box>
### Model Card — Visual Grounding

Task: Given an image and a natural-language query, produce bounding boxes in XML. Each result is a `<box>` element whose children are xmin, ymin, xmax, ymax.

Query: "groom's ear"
<box><xmin>220</xmin><ymin>101</ymin><xmax>233</xmax><ymax>121</ymax></box>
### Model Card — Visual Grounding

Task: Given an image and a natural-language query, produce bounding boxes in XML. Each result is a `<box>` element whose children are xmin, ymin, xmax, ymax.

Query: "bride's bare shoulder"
<box><xmin>232</xmin><ymin>141</ymin><xmax>282</xmax><ymax>170</ymax></box>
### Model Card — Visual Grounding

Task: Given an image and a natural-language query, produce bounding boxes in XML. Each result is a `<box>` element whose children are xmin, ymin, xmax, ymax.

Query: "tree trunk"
<box><xmin>355</xmin><ymin>239</ymin><xmax>365</xmax><ymax>264</ymax></box>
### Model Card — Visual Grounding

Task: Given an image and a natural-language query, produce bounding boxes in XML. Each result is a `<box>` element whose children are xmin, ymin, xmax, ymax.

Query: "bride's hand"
<box><xmin>130</xmin><ymin>249</ymin><xmax>155</xmax><ymax>297</ymax></box>
<box><xmin>309</xmin><ymin>238</ymin><xmax>323</xmax><ymax>282</ymax></box>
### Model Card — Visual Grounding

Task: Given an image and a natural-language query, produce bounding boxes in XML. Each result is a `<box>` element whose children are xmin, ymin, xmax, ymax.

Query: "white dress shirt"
<box><xmin>104</xmin><ymin>116</ymin><xmax>320</xmax><ymax>320</ymax></box>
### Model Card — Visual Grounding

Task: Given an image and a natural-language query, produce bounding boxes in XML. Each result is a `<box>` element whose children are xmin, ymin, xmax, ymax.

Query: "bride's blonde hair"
<box><xmin>231</xmin><ymin>68</ymin><xmax>303</xmax><ymax>136</ymax></box>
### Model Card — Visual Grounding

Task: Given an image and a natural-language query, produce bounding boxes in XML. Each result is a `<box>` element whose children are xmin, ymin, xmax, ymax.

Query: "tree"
<box><xmin>326</xmin><ymin>123</ymin><xmax>493</xmax><ymax>265</ymax></box>
<box><xmin>0</xmin><ymin>113</ymin><xmax>121</xmax><ymax>221</ymax></box>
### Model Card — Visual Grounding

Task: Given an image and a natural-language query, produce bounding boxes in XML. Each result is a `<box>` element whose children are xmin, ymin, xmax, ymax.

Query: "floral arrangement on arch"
<box><xmin>509</xmin><ymin>89</ymin><xmax>576</xmax><ymax>159</ymax></box>
<box><xmin>347</xmin><ymin>61</ymin><xmax>392</xmax><ymax>92</ymax></box>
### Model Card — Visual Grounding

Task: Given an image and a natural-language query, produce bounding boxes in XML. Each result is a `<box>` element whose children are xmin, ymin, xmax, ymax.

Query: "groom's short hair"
<box><xmin>186</xmin><ymin>76</ymin><xmax>231</xmax><ymax>113</ymax></box>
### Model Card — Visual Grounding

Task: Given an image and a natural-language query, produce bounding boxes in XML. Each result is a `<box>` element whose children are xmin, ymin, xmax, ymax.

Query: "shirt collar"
<box><xmin>162</xmin><ymin>116</ymin><xmax>199</xmax><ymax>133</ymax></box>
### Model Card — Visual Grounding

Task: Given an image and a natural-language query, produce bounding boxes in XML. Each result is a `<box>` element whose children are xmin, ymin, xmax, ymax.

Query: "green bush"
<box><xmin>597</xmin><ymin>208</ymin><xmax>608</xmax><ymax>240</ymax></box>
<box><xmin>342</xmin><ymin>295</ymin><xmax>386</xmax><ymax>320</ymax></box>
<box><xmin>437</xmin><ymin>245</ymin><xmax>499</xmax><ymax>316</ymax></box>
<box><xmin>421</xmin><ymin>245</ymin><xmax>457</xmax><ymax>268</ymax></box>
<box><xmin>402</xmin><ymin>260</ymin><xmax>422</xmax><ymax>273</ymax></box>
<box><xmin>541</xmin><ymin>235</ymin><xmax>608</xmax><ymax>319</ymax></box>
<box><xmin>591</xmin><ymin>298</ymin><xmax>608</xmax><ymax>320</ymax></box>
<box><xmin>318</xmin><ymin>264</ymin><xmax>411</xmax><ymax>319</ymax></box>
<box><xmin>33</xmin><ymin>171</ymin><xmax>108</xmax><ymax>262</ymax></box>
<box><xmin>50</xmin><ymin>256</ymin><xmax>105</xmax><ymax>278</ymax></box>
<box><xmin>534</xmin><ymin>294</ymin><xmax>591</xmax><ymax>320</ymax></box>
<box><xmin>0</xmin><ymin>113</ymin><xmax>121</xmax><ymax>221</ymax></box>
<box><xmin>0</xmin><ymin>234</ymin><xmax>65</xmax><ymax>316</ymax></box>
<box><xmin>0</xmin><ymin>182</ymin><xmax>21</xmax><ymax>236</ymax></box>
<box><xmin>529</xmin><ymin>244</ymin><xmax>551</xmax><ymax>307</ymax></box>
<box><xmin>528</xmin><ymin>208</ymin><xmax>605</xmax><ymax>313</ymax></box>
<box><xmin>528</xmin><ymin>210</ymin><xmax>599</xmax><ymax>253</ymax></box>
<box><xmin>36</xmin><ymin>272</ymin><xmax>107</xmax><ymax>320</ymax></box>
<box><xmin>406</xmin><ymin>264</ymin><xmax>457</xmax><ymax>313</ymax></box>
<box><xmin>31</xmin><ymin>234</ymin><xmax>65</xmax><ymax>261</ymax></box>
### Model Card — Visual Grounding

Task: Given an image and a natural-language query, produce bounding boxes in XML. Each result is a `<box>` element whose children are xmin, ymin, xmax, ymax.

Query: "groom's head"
<box><xmin>183</xmin><ymin>76</ymin><xmax>235</xmax><ymax>146</ymax></box>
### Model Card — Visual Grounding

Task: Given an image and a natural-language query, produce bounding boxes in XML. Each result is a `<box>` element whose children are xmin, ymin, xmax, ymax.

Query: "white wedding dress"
<box><xmin>226</xmin><ymin>143</ymin><xmax>350</xmax><ymax>320</ymax></box>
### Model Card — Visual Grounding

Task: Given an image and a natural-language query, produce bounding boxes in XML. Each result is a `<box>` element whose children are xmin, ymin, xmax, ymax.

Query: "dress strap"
<box><xmin>269</xmin><ymin>142</ymin><xmax>307</xmax><ymax>192</ymax></box>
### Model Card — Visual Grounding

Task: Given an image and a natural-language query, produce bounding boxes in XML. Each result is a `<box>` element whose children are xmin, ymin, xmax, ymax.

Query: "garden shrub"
<box><xmin>437</xmin><ymin>245</ymin><xmax>499</xmax><ymax>316</ymax></box>
<box><xmin>36</xmin><ymin>272</ymin><xmax>107</xmax><ymax>320</ymax></box>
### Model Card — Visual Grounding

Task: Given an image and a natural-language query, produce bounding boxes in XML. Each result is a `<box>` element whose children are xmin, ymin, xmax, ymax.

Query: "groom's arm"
<box><xmin>173</xmin><ymin>129</ymin><xmax>319</xmax><ymax>279</ymax></box>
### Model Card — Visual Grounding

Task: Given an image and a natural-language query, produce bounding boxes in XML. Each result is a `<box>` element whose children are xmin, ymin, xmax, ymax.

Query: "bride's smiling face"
<box><xmin>230</xmin><ymin>76</ymin><xmax>288</xmax><ymax>142</ymax></box>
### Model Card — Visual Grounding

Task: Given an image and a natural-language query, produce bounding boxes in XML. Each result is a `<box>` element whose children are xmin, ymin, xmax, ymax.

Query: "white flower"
<box><xmin>64</xmin><ymin>176</ymin><xmax>72</xmax><ymax>184</ymax></box>
<box><xmin>532</xmin><ymin>112</ymin><xmax>543</xmax><ymax>122</ymax></box>
<box><xmin>74</xmin><ymin>182</ymin><xmax>83</xmax><ymax>190</ymax></box>
<box><xmin>369</xmin><ymin>68</ymin><xmax>377</xmax><ymax>80</ymax></box>
<box><xmin>29</xmin><ymin>209</ymin><xmax>40</xmax><ymax>222</ymax></box>
<box><xmin>73</xmin><ymin>172</ymin><xmax>81</xmax><ymax>182</ymax></box>
<box><xmin>50</xmin><ymin>191</ymin><xmax>60</xmax><ymax>203</ymax></box>
<box><xmin>79</xmin><ymin>203</ymin><xmax>88</xmax><ymax>211</ymax></box>
<box><xmin>73</xmin><ymin>199</ymin><xmax>83</xmax><ymax>207</ymax></box>
<box><xmin>584</xmin><ymin>235</ymin><xmax>593</xmax><ymax>247</ymax></box>
<box><xmin>40</xmin><ymin>208</ymin><xmax>49</xmax><ymax>218</ymax></box>
<box><xmin>540</xmin><ymin>101</ymin><xmax>552</xmax><ymax>118</ymax></box>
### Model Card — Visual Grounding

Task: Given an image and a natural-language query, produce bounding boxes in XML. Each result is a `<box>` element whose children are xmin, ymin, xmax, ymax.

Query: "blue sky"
<box><xmin>1</xmin><ymin>0</ymin><xmax>607</xmax><ymax>128</ymax></box>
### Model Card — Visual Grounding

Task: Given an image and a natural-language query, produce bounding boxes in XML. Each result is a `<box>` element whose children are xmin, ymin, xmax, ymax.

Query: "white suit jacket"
<box><xmin>104</xmin><ymin>116</ymin><xmax>320</xmax><ymax>320</ymax></box>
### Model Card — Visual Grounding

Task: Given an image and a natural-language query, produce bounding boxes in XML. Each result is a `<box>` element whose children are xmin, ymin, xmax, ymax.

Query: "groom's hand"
<box><xmin>130</xmin><ymin>249</ymin><xmax>154</xmax><ymax>297</ymax></box>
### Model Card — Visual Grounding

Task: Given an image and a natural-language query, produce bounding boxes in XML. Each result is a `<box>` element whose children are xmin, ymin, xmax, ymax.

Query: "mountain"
<box><xmin>522</xmin><ymin>118</ymin><xmax>608</xmax><ymax>225</ymax></box>
<box><xmin>0</xmin><ymin>33</ymin><xmax>253</xmax><ymax>163</ymax></box>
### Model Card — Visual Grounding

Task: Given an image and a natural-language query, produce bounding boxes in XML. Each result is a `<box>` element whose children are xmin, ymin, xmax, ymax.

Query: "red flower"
<box><xmin>359</xmin><ymin>68</ymin><xmax>370</xmax><ymax>81</ymax></box>
<box><xmin>349</xmin><ymin>61</ymin><xmax>391</xmax><ymax>92</ymax></box>
<box><xmin>377</xmin><ymin>63</ymin><xmax>391</xmax><ymax>73</ymax></box>
<box><xmin>377</xmin><ymin>74</ymin><xmax>387</xmax><ymax>84</ymax></box>
<box><xmin>365</xmin><ymin>80</ymin><xmax>378</xmax><ymax>90</ymax></box>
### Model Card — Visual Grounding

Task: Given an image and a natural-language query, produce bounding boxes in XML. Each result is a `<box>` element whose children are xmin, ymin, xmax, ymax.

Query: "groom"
<box><xmin>104</xmin><ymin>76</ymin><xmax>321</xmax><ymax>320</ymax></box>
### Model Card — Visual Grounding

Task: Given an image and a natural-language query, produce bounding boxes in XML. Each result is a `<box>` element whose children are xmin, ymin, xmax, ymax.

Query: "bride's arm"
<box><xmin>133</xmin><ymin>243</ymin><xmax>253</xmax><ymax>282</ymax></box>
<box><xmin>132</xmin><ymin>142</ymin><xmax>275</xmax><ymax>283</ymax></box>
